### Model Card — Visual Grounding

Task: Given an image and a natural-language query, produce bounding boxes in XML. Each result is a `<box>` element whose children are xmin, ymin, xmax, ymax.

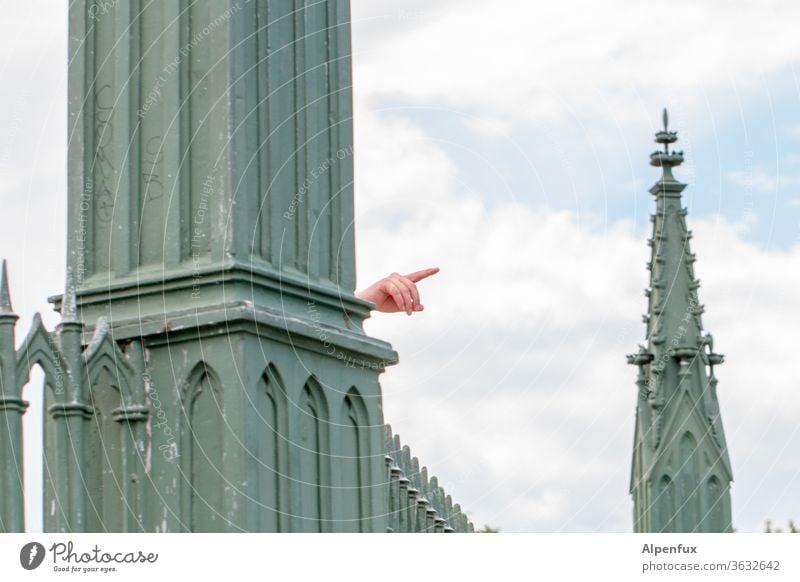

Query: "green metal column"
<box><xmin>59</xmin><ymin>0</ymin><xmax>396</xmax><ymax>532</ymax></box>
<box><xmin>0</xmin><ymin>261</ymin><xmax>25</xmax><ymax>532</ymax></box>
<box><xmin>53</xmin><ymin>278</ymin><xmax>91</xmax><ymax>532</ymax></box>
<box><xmin>628</xmin><ymin>111</ymin><xmax>733</xmax><ymax>533</ymax></box>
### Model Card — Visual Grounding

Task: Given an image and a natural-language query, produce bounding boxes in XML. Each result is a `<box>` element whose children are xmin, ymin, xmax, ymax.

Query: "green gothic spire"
<box><xmin>628</xmin><ymin>110</ymin><xmax>733</xmax><ymax>533</ymax></box>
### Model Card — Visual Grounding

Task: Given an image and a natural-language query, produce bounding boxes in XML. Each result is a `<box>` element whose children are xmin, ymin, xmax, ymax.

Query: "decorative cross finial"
<box><xmin>651</xmin><ymin>108</ymin><xmax>683</xmax><ymax>174</ymax></box>
<box><xmin>660</xmin><ymin>108</ymin><xmax>672</xmax><ymax>153</ymax></box>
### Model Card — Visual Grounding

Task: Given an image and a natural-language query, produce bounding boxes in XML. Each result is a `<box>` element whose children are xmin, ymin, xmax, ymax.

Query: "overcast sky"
<box><xmin>1</xmin><ymin>1</ymin><xmax>799</xmax><ymax>532</ymax></box>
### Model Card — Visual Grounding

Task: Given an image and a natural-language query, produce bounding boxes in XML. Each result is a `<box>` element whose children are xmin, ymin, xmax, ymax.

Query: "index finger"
<box><xmin>403</xmin><ymin>267</ymin><xmax>440</xmax><ymax>283</ymax></box>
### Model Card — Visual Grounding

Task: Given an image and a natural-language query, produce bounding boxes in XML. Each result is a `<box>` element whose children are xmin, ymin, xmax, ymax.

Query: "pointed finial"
<box><xmin>0</xmin><ymin>259</ymin><xmax>14</xmax><ymax>315</ymax></box>
<box><xmin>384</xmin><ymin>423</ymin><xmax>393</xmax><ymax>443</ymax></box>
<box><xmin>651</xmin><ymin>108</ymin><xmax>683</xmax><ymax>178</ymax></box>
<box><xmin>61</xmin><ymin>268</ymin><xmax>78</xmax><ymax>322</ymax></box>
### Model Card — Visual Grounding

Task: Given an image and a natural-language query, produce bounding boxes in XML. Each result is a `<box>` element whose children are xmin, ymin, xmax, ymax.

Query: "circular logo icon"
<box><xmin>19</xmin><ymin>542</ymin><xmax>46</xmax><ymax>570</ymax></box>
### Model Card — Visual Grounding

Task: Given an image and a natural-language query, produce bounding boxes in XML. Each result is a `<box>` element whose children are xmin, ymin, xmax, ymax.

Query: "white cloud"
<box><xmin>726</xmin><ymin>168</ymin><xmax>776</xmax><ymax>193</ymax></box>
<box><xmin>352</xmin><ymin>0</ymin><xmax>800</xmax><ymax>131</ymax></box>
<box><xmin>726</xmin><ymin>167</ymin><xmax>800</xmax><ymax>204</ymax></box>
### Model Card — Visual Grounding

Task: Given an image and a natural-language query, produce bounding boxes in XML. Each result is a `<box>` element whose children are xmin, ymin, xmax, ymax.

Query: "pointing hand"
<box><xmin>355</xmin><ymin>267</ymin><xmax>440</xmax><ymax>315</ymax></box>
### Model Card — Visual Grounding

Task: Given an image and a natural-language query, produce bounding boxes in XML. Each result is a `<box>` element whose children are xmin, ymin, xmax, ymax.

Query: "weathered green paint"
<box><xmin>628</xmin><ymin>110</ymin><xmax>733</xmax><ymax>533</ymax></box>
<box><xmin>64</xmin><ymin>0</ymin><xmax>364</xmax><ymax>326</ymax></box>
<box><xmin>384</xmin><ymin>426</ymin><xmax>474</xmax><ymax>532</ymax></box>
<box><xmin>0</xmin><ymin>264</ymin><xmax>148</xmax><ymax>533</ymax></box>
<box><xmin>0</xmin><ymin>276</ymin><xmax>473</xmax><ymax>532</ymax></box>
<box><xmin>0</xmin><ymin>0</ymin><xmax>473</xmax><ymax>534</ymax></box>
<box><xmin>53</xmin><ymin>0</ymin><xmax>394</xmax><ymax>532</ymax></box>
<box><xmin>0</xmin><ymin>260</ymin><xmax>26</xmax><ymax>533</ymax></box>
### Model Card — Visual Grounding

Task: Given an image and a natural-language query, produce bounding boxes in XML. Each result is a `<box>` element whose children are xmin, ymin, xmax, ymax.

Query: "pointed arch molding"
<box><xmin>14</xmin><ymin>314</ymin><xmax>64</xmax><ymax>397</ymax></box>
<box><xmin>342</xmin><ymin>386</ymin><xmax>371</xmax><ymax>426</ymax></box>
<box><xmin>297</xmin><ymin>375</ymin><xmax>332</xmax><ymax>532</ymax></box>
<box><xmin>339</xmin><ymin>387</ymin><xmax>372</xmax><ymax>532</ymax></box>
<box><xmin>179</xmin><ymin>361</ymin><xmax>226</xmax><ymax>533</ymax></box>
<box><xmin>1</xmin><ymin>300</ymin><xmax>151</xmax><ymax>532</ymax></box>
<box><xmin>655</xmin><ymin>390</ymin><xmax>733</xmax><ymax>482</ymax></box>
<box><xmin>84</xmin><ymin>319</ymin><xmax>148</xmax><ymax>422</ymax></box>
<box><xmin>11</xmin><ymin>315</ymin><xmax>148</xmax><ymax>422</ymax></box>
<box><xmin>706</xmin><ymin>474</ymin><xmax>728</xmax><ymax>531</ymax></box>
<box><xmin>655</xmin><ymin>474</ymin><xmax>675</xmax><ymax>532</ymax></box>
<box><xmin>252</xmin><ymin>363</ymin><xmax>290</xmax><ymax>532</ymax></box>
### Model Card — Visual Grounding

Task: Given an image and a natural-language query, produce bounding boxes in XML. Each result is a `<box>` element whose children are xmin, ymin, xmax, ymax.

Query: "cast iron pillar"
<box><xmin>58</xmin><ymin>0</ymin><xmax>395</xmax><ymax>532</ymax></box>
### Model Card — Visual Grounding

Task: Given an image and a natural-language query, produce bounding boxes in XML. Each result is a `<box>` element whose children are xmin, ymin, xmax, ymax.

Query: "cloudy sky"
<box><xmin>2</xmin><ymin>1</ymin><xmax>799</xmax><ymax>532</ymax></box>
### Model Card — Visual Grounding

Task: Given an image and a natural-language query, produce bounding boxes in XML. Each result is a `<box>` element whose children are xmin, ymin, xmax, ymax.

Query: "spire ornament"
<box><xmin>649</xmin><ymin>108</ymin><xmax>686</xmax><ymax>195</ymax></box>
<box><xmin>628</xmin><ymin>110</ymin><xmax>732</xmax><ymax>533</ymax></box>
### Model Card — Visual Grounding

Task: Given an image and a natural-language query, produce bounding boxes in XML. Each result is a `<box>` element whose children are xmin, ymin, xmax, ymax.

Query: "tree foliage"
<box><xmin>764</xmin><ymin>520</ymin><xmax>797</xmax><ymax>533</ymax></box>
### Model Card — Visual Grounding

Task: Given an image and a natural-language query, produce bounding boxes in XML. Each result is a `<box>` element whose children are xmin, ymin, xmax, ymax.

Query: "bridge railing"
<box><xmin>383</xmin><ymin>424</ymin><xmax>474</xmax><ymax>533</ymax></box>
<box><xmin>0</xmin><ymin>262</ymin><xmax>148</xmax><ymax>533</ymax></box>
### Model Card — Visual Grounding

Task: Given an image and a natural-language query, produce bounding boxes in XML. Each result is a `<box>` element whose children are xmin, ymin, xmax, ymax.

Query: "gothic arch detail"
<box><xmin>297</xmin><ymin>376</ymin><xmax>330</xmax><ymax>532</ymax></box>
<box><xmin>180</xmin><ymin>362</ymin><xmax>224</xmax><ymax>532</ymax></box>
<box><xmin>85</xmin><ymin>368</ymin><xmax>124</xmax><ymax>531</ymax></box>
<box><xmin>339</xmin><ymin>387</ymin><xmax>370</xmax><ymax>532</ymax></box>
<box><xmin>678</xmin><ymin>431</ymin><xmax>700</xmax><ymax>531</ymax></box>
<box><xmin>706</xmin><ymin>475</ymin><xmax>725</xmax><ymax>532</ymax></box>
<box><xmin>656</xmin><ymin>474</ymin><xmax>675</xmax><ymax>533</ymax></box>
<box><xmin>254</xmin><ymin>363</ymin><xmax>288</xmax><ymax>532</ymax></box>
